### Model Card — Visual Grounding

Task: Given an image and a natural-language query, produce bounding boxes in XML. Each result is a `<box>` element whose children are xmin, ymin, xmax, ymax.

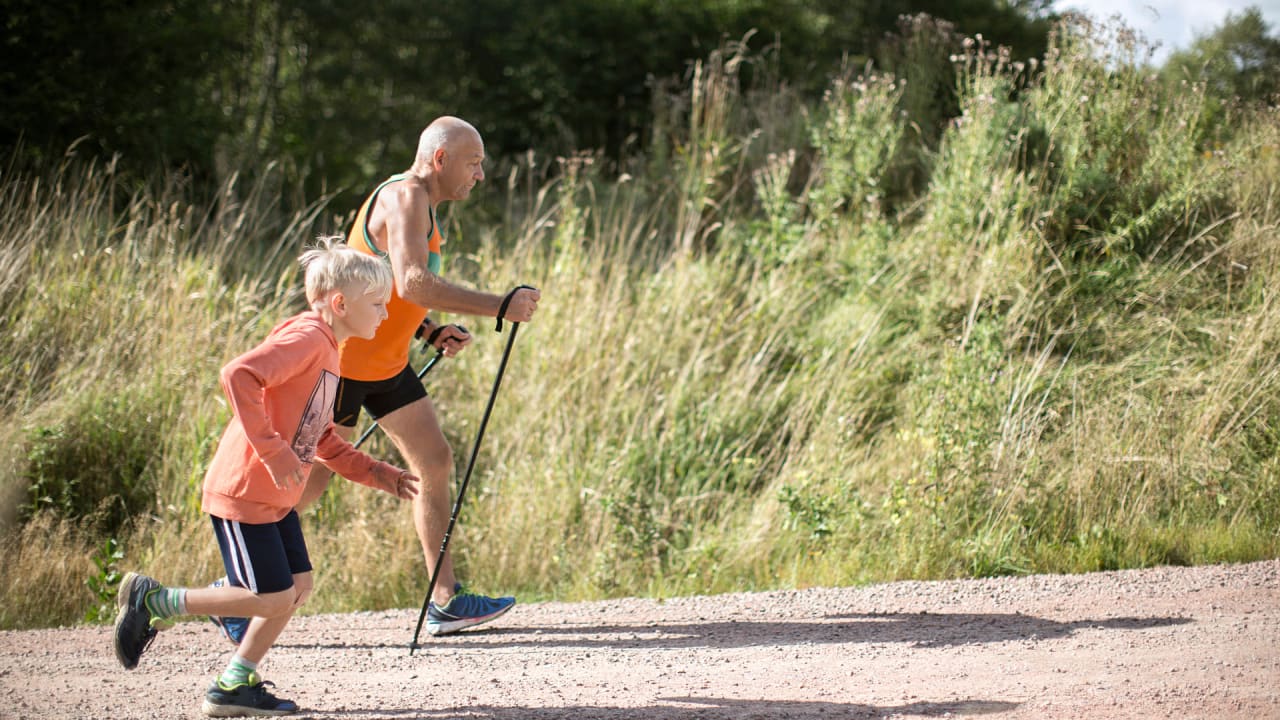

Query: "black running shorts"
<box><xmin>332</xmin><ymin>363</ymin><xmax>428</xmax><ymax>428</ymax></box>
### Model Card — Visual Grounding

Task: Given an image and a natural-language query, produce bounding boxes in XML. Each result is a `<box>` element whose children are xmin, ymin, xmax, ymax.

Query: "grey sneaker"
<box><xmin>113</xmin><ymin>572</ymin><xmax>161</xmax><ymax>670</ymax></box>
<box><xmin>202</xmin><ymin>673</ymin><xmax>298</xmax><ymax>717</ymax></box>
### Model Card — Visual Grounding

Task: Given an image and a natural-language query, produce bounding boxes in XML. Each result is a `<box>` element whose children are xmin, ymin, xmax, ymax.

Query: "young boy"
<box><xmin>112</xmin><ymin>238</ymin><xmax>420</xmax><ymax>717</ymax></box>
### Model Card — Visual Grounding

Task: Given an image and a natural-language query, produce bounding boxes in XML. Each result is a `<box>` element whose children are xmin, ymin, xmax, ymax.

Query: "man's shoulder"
<box><xmin>379</xmin><ymin>173</ymin><xmax>431</xmax><ymax>208</ymax></box>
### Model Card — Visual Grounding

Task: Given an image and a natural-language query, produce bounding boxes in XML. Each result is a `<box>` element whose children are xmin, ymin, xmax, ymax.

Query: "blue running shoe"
<box><xmin>426</xmin><ymin>583</ymin><xmax>515</xmax><ymax>636</ymax></box>
<box><xmin>202</xmin><ymin>673</ymin><xmax>298</xmax><ymax>717</ymax></box>
<box><xmin>208</xmin><ymin>578</ymin><xmax>248</xmax><ymax>646</ymax></box>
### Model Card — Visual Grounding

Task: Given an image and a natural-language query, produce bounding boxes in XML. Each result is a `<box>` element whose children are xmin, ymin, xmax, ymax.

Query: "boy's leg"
<box><xmin>232</xmin><ymin>573</ymin><xmax>307</xmax><ymax>664</ymax></box>
<box><xmin>202</xmin><ymin>513</ymin><xmax>311</xmax><ymax>717</ymax></box>
<box><xmin>203</xmin><ymin>616</ymin><xmax>299</xmax><ymax>719</ymax></box>
<box><xmin>222</xmin><ymin>569</ymin><xmax>310</xmax><ymax>662</ymax></box>
<box><xmin>113</xmin><ymin>572</ymin><xmax>301</xmax><ymax>670</ymax></box>
<box><xmin>206</xmin><ymin>578</ymin><xmax>250</xmax><ymax>645</ymax></box>
<box><xmin>115</xmin><ymin>514</ymin><xmax>303</xmax><ymax>657</ymax></box>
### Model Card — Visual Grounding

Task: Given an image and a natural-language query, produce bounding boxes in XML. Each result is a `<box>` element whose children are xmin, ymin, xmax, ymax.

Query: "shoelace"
<box><xmin>247</xmin><ymin>680</ymin><xmax>289</xmax><ymax>705</ymax></box>
<box><xmin>134</xmin><ymin>623</ymin><xmax>158</xmax><ymax>657</ymax></box>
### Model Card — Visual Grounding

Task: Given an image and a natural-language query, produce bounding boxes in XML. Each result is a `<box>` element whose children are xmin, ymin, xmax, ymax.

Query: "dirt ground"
<box><xmin>2</xmin><ymin>559</ymin><xmax>1277</xmax><ymax>719</ymax></box>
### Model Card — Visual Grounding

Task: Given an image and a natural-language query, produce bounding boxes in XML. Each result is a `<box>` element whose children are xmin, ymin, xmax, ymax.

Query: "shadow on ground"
<box><xmin>305</xmin><ymin>696</ymin><xmax>1021</xmax><ymax>719</ymax></box>
<box><xmin>280</xmin><ymin>611</ymin><xmax>1190</xmax><ymax>653</ymax></box>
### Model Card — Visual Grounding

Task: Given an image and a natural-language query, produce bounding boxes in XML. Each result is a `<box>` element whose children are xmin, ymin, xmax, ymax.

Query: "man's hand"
<box><xmin>500</xmin><ymin>286</ymin><xmax>541</xmax><ymax>325</ymax></box>
<box><xmin>430</xmin><ymin>323</ymin><xmax>471</xmax><ymax>358</ymax></box>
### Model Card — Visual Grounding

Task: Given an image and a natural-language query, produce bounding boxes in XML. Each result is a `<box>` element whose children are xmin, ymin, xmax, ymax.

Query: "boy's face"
<box><xmin>339</xmin><ymin>285</ymin><xmax>390</xmax><ymax>340</ymax></box>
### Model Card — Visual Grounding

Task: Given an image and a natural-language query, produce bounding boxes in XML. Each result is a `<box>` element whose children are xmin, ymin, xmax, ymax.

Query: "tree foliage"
<box><xmin>1162</xmin><ymin>7</ymin><xmax>1280</xmax><ymax>103</ymax></box>
<box><xmin>1</xmin><ymin>0</ymin><xmax>1055</xmax><ymax>196</ymax></box>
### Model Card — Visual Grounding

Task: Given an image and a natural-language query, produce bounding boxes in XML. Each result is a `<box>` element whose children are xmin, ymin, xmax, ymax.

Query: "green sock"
<box><xmin>143</xmin><ymin>587</ymin><xmax>186</xmax><ymax>620</ymax></box>
<box><xmin>218</xmin><ymin>655</ymin><xmax>259</xmax><ymax>689</ymax></box>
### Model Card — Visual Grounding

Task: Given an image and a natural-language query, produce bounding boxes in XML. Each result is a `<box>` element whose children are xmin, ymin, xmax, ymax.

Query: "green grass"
<box><xmin>2</xmin><ymin>17</ymin><xmax>1278</xmax><ymax>629</ymax></box>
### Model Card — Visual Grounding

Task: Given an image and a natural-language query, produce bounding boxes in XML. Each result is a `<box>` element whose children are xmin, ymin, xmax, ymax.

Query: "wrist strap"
<box><xmin>425</xmin><ymin>324</ymin><xmax>446</xmax><ymax>346</ymax></box>
<box><xmin>496</xmin><ymin>285</ymin><xmax>536</xmax><ymax>332</ymax></box>
<box><xmin>414</xmin><ymin>318</ymin><xmax>433</xmax><ymax>341</ymax></box>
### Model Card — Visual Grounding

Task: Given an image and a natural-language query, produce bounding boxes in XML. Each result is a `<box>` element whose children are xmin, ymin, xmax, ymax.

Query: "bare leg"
<box><xmin>375</xmin><ymin>395</ymin><xmax>457</xmax><ymax>605</ymax></box>
<box><xmin>181</xmin><ymin>571</ymin><xmax>311</xmax><ymax>665</ymax></box>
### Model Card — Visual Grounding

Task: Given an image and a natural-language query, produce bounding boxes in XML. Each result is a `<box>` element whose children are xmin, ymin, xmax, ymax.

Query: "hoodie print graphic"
<box><xmin>291</xmin><ymin>369</ymin><xmax>339</xmax><ymax>465</ymax></box>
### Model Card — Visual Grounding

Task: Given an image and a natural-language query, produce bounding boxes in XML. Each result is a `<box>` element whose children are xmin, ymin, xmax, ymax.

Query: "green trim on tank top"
<box><xmin>361</xmin><ymin>174</ymin><xmax>442</xmax><ymax>274</ymax></box>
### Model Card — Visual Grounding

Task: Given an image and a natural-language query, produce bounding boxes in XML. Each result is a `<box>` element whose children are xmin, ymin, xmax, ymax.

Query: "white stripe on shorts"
<box><xmin>218</xmin><ymin>518</ymin><xmax>260</xmax><ymax>594</ymax></box>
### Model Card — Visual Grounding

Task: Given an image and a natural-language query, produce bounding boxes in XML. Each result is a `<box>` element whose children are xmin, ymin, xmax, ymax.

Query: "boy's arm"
<box><xmin>220</xmin><ymin>330</ymin><xmax>312</xmax><ymax>485</ymax></box>
<box><xmin>315</xmin><ymin>429</ymin><xmax>417</xmax><ymax>498</ymax></box>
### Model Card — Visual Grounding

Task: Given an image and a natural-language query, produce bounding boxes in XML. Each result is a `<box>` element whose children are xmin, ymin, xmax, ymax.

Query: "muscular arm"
<box><xmin>382</xmin><ymin>182</ymin><xmax>506</xmax><ymax>316</ymax></box>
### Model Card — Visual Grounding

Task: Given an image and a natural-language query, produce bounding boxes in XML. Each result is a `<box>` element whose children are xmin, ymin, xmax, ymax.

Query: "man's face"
<box><xmin>439</xmin><ymin>134</ymin><xmax>486</xmax><ymax>201</ymax></box>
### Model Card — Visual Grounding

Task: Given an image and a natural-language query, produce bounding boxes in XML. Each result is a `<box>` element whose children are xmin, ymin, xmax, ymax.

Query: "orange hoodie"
<box><xmin>201</xmin><ymin>310</ymin><xmax>402</xmax><ymax>524</ymax></box>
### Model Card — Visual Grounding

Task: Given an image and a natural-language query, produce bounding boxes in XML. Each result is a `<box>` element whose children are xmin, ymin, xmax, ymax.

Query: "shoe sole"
<box><xmin>113</xmin><ymin>572</ymin><xmax>145</xmax><ymax>670</ymax></box>
<box><xmin>116</xmin><ymin>571</ymin><xmax>141</xmax><ymax>609</ymax></box>
<box><xmin>201</xmin><ymin>699</ymin><xmax>297</xmax><ymax>717</ymax></box>
<box><xmin>426</xmin><ymin>601</ymin><xmax>514</xmax><ymax>636</ymax></box>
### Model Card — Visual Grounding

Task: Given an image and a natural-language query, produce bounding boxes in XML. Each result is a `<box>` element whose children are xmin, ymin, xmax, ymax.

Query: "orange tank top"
<box><xmin>339</xmin><ymin>174</ymin><xmax>443</xmax><ymax>382</ymax></box>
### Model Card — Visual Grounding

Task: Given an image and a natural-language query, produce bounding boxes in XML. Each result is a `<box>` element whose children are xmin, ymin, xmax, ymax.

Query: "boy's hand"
<box><xmin>394</xmin><ymin>471</ymin><xmax>420</xmax><ymax>500</ymax></box>
<box><xmin>265</xmin><ymin>455</ymin><xmax>306</xmax><ymax>490</ymax></box>
<box><xmin>268</xmin><ymin>467</ymin><xmax>306</xmax><ymax>491</ymax></box>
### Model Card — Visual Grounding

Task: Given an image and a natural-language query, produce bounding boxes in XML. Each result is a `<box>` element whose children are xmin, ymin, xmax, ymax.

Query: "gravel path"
<box><xmin>3</xmin><ymin>559</ymin><xmax>1277</xmax><ymax>719</ymax></box>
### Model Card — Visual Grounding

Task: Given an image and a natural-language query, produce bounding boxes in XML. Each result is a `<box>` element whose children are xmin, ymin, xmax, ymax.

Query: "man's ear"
<box><xmin>434</xmin><ymin>147</ymin><xmax>448</xmax><ymax>169</ymax></box>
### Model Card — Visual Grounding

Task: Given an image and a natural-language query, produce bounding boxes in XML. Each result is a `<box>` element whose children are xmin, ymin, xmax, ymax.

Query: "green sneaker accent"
<box><xmin>217</xmin><ymin>670</ymin><xmax>261</xmax><ymax>691</ymax></box>
<box><xmin>113</xmin><ymin>572</ymin><xmax>161</xmax><ymax>670</ymax></box>
<box><xmin>203</xmin><ymin>675</ymin><xmax>297</xmax><ymax>717</ymax></box>
<box><xmin>217</xmin><ymin>661</ymin><xmax>258</xmax><ymax>690</ymax></box>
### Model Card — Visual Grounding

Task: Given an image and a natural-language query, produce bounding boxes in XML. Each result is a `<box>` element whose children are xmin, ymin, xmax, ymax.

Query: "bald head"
<box><xmin>416</xmin><ymin>116</ymin><xmax>482</xmax><ymax>163</ymax></box>
<box><xmin>412</xmin><ymin>116</ymin><xmax>487</xmax><ymax>202</ymax></box>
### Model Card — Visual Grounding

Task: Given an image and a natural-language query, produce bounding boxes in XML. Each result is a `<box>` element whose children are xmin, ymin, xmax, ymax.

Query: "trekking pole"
<box><xmin>409</xmin><ymin>321</ymin><xmax>522</xmax><ymax>654</ymax></box>
<box><xmin>352</xmin><ymin>348</ymin><xmax>445</xmax><ymax>450</ymax></box>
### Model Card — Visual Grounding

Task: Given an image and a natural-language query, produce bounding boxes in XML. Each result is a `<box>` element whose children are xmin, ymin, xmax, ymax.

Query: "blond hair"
<box><xmin>299</xmin><ymin>236</ymin><xmax>392</xmax><ymax>308</ymax></box>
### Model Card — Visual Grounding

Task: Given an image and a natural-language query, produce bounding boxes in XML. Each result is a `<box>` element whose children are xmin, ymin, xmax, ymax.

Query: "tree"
<box><xmin>0</xmin><ymin>0</ymin><xmax>238</xmax><ymax>177</ymax></box>
<box><xmin>1162</xmin><ymin>7</ymin><xmax>1280</xmax><ymax>104</ymax></box>
<box><xmin>1</xmin><ymin>0</ymin><xmax>1056</xmax><ymax>199</ymax></box>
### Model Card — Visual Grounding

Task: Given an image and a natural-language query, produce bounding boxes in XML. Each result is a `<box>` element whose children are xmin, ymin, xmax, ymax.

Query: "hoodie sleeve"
<box><xmin>314</xmin><ymin>428</ymin><xmax>403</xmax><ymax>495</ymax></box>
<box><xmin>219</xmin><ymin>326</ymin><xmax>320</xmax><ymax>481</ymax></box>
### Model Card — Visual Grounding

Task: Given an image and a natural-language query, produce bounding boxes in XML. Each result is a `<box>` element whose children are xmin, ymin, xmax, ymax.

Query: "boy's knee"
<box><xmin>256</xmin><ymin>589</ymin><xmax>297</xmax><ymax>617</ymax></box>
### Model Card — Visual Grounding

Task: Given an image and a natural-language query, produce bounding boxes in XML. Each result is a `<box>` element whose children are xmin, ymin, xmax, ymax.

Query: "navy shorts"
<box><xmin>333</xmin><ymin>362</ymin><xmax>428</xmax><ymax>428</ymax></box>
<box><xmin>210</xmin><ymin>510</ymin><xmax>312</xmax><ymax>595</ymax></box>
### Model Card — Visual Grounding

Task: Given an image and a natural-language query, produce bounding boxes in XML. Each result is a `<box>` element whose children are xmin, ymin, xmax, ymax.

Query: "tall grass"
<box><xmin>3</xmin><ymin>17</ymin><xmax>1278</xmax><ymax>629</ymax></box>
